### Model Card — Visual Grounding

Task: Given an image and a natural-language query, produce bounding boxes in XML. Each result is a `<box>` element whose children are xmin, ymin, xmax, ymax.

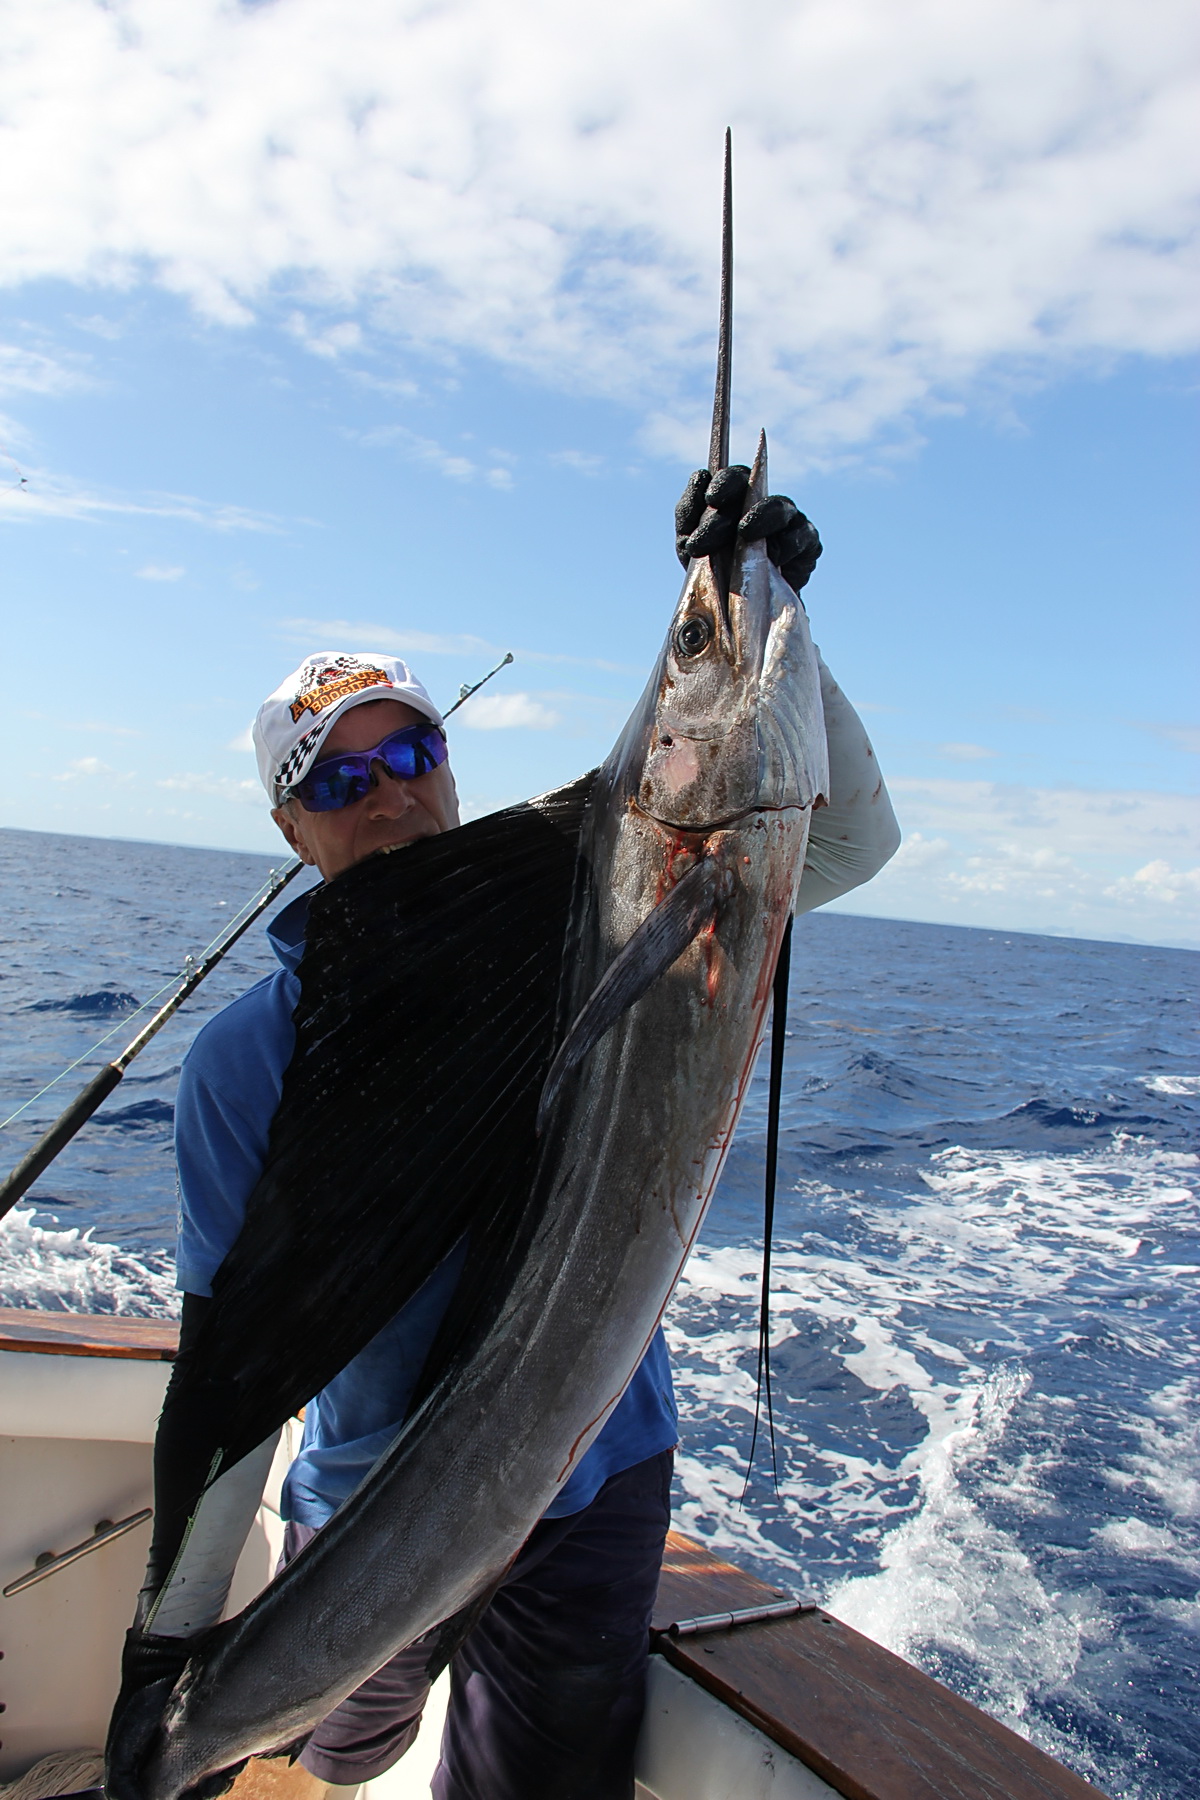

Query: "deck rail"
<box><xmin>3</xmin><ymin>1510</ymin><xmax>153</xmax><ymax>1599</ymax></box>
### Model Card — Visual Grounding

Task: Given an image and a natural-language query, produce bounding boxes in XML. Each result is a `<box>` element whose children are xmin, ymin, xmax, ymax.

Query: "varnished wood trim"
<box><xmin>653</xmin><ymin>1532</ymin><xmax>1109</xmax><ymax>1800</ymax></box>
<box><xmin>0</xmin><ymin>1305</ymin><xmax>179</xmax><ymax>1361</ymax></box>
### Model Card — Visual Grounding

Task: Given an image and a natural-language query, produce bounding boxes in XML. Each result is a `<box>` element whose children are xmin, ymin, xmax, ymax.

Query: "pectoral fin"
<box><xmin>537</xmin><ymin>857</ymin><xmax>729</xmax><ymax>1131</ymax></box>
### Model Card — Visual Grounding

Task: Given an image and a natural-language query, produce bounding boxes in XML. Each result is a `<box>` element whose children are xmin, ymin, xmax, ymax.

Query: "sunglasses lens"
<box><xmin>295</xmin><ymin>760</ymin><xmax>372</xmax><ymax>812</ymax></box>
<box><xmin>292</xmin><ymin>723</ymin><xmax>447</xmax><ymax>811</ymax></box>
<box><xmin>379</xmin><ymin>725</ymin><xmax>448</xmax><ymax>780</ymax></box>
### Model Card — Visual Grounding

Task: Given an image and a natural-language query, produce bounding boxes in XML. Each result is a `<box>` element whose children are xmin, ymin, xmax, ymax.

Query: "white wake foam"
<box><xmin>827</xmin><ymin>1368</ymin><xmax>1098</xmax><ymax>1730</ymax></box>
<box><xmin>666</xmin><ymin>1137</ymin><xmax>1200</xmax><ymax>1794</ymax></box>
<box><xmin>0</xmin><ymin>1205</ymin><xmax>179</xmax><ymax>1316</ymax></box>
<box><xmin>1140</xmin><ymin>1074</ymin><xmax>1200</xmax><ymax>1097</ymax></box>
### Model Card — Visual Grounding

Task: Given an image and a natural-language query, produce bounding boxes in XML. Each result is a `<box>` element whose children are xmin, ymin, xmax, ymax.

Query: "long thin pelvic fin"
<box><xmin>744</xmin><ymin>912</ymin><xmax>793</xmax><ymax>1496</ymax></box>
<box><xmin>709</xmin><ymin>128</ymin><xmax>733</xmax><ymax>474</ymax></box>
<box><xmin>537</xmin><ymin>858</ymin><xmax>729</xmax><ymax>1133</ymax></box>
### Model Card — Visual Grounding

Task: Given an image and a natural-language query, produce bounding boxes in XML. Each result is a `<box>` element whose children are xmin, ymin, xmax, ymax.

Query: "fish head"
<box><xmin>621</xmin><ymin>433</ymin><xmax>829</xmax><ymax>832</ymax></box>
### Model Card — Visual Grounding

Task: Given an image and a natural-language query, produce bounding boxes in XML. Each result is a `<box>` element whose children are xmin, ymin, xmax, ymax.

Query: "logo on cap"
<box><xmin>289</xmin><ymin>659</ymin><xmax>393</xmax><ymax>724</ymax></box>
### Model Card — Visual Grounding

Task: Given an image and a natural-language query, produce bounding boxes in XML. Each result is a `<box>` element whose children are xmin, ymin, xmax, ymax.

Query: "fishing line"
<box><xmin>743</xmin><ymin>913</ymin><xmax>792</xmax><ymax>1499</ymax></box>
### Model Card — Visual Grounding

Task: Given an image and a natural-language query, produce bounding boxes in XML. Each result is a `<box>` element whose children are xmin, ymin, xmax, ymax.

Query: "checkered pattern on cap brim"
<box><xmin>274</xmin><ymin>722</ymin><xmax>327</xmax><ymax>803</ymax></box>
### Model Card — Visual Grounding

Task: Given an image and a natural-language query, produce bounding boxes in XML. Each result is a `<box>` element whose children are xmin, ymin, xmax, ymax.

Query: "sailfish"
<box><xmin>108</xmin><ymin>131</ymin><xmax>830</xmax><ymax>1798</ymax></box>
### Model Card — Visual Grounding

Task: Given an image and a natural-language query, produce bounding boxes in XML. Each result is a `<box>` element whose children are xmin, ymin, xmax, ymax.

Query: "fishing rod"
<box><xmin>445</xmin><ymin>650</ymin><xmax>513</xmax><ymax>717</ymax></box>
<box><xmin>0</xmin><ymin>652</ymin><xmax>515</xmax><ymax>1222</ymax></box>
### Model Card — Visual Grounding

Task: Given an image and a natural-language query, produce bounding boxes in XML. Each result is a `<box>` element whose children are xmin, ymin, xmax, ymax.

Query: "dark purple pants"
<box><xmin>281</xmin><ymin>1449</ymin><xmax>673</xmax><ymax>1799</ymax></box>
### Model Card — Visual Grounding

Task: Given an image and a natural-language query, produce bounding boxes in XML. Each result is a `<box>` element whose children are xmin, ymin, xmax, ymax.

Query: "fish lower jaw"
<box><xmin>638</xmin><ymin>800</ymin><xmax>809</xmax><ymax>834</ymax></box>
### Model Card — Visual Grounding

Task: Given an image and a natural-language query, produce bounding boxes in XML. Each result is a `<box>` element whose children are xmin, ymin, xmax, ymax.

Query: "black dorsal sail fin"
<box><xmin>174</xmin><ymin>775</ymin><xmax>596</xmax><ymax>1480</ymax></box>
<box><xmin>744</xmin><ymin>912</ymin><xmax>793</xmax><ymax>1494</ymax></box>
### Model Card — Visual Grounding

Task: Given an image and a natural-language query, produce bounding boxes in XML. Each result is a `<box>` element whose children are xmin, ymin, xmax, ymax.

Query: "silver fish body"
<box><xmin>141</xmin><ymin>462</ymin><xmax>829</xmax><ymax>1796</ymax></box>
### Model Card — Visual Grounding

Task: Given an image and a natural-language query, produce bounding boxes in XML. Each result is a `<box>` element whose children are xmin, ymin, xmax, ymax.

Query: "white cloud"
<box><xmin>0</xmin><ymin>342</ymin><xmax>84</xmax><ymax>398</ymax></box>
<box><xmin>156</xmin><ymin>772</ymin><xmax>262</xmax><ymax>804</ymax></box>
<box><xmin>0</xmin><ymin>1</ymin><xmax>1194</xmax><ymax>463</ymax></box>
<box><xmin>227</xmin><ymin>725</ymin><xmax>255</xmax><ymax>753</ymax></box>
<box><xmin>1105</xmin><ymin>859</ymin><xmax>1200</xmax><ymax>907</ymax></box>
<box><xmin>1137</xmin><ymin>722</ymin><xmax>1200</xmax><ymax>756</ymax></box>
<box><xmin>356</xmin><ymin>423</ymin><xmax>515</xmax><ymax>488</ymax></box>
<box><xmin>0</xmin><ymin>472</ymin><xmax>280</xmax><ymax>531</ymax></box>
<box><xmin>285</xmin><ymin>312</ymin><xmax>362</xmax><ymax>359</ymax></box>
<box><xmin>52</xmin><ymin>755</ymin><xmax>113</xmax><ymax>780</ymax></box>
<box><xmin>69</xmin><ymin>313</ymin><xmax>122</xmax><ymax>340</ymax></box>
<box><xmin>837</xmin><ymin>777</ymin><xmax>1200</xmax><ymax>943</ymax></box>
<box><xmin>284</xmin><ymin>616</ymin><xmax>498</xmax><ymax>660</ymax></box>
<box><xmin>135</xmin><ymin>563</ymin><xmax>184</xmax><ymax>581</ymax></box>
<box><xmin>283</xmin><ymin>616</ymin><xmax>640</xmax><ymax>676</ymax></box>
<box><xmin>938</xmin><ymin>742</ymin><xmax>997</xmax><ymax>762</ymax></box>
<box><xmin>458</xmin><ymin>692</ymin><xmax>562</xmax><ymax>730</ymax></box>
<box><xmin>551</xmin><ymin>450</ymin><xmax>606</xmax><ymax>477</ymax></box>
<box><xmin>888</xmin><ymin>778</ymin><xmax>1198</xmax><ymax>865</ymax></box>
<box><xmin>888</xmin><ymin>830</ymin><xmax>952</xmax><ymax>871</ymax></box>
<box><xmin>20</xmin><ymin>710</ymin><xmax>139</xmax><ymax>737</ymax></box>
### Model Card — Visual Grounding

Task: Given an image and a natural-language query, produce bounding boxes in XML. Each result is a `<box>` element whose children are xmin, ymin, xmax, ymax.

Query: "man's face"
<box><xmin>272</xmin><ymin>697</ymin><xmax>460</xmax><ymax>881</ymax></box>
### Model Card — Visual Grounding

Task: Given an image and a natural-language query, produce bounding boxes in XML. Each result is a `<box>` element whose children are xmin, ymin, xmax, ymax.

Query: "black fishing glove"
<box><xmin>675</xmin><ymin>468</ymin><xmax>822</xmax><ymax>593</ymax></box>
<box><xmin>107</xmin><ymin>1623</ymin><xmax>253</xmax><ymax>1800</ymax></box>
<box><xmin>105</xmin><ymin>1627</ymin><xmax>202</xmax><ymax>1800</ymax></box>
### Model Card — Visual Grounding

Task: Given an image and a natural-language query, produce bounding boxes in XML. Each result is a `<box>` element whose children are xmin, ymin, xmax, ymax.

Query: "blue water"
<box><xmin>2</xmin><ymin>825</ymin><xmax>1198</xmax><ymax>1797</ymax></box>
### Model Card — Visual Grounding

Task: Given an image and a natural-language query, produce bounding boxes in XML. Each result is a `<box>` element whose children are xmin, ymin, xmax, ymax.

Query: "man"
<box><xmin>124</xmin><ymin>488</ymin><xmax>898</xmax><ymax>1800</ymax></box>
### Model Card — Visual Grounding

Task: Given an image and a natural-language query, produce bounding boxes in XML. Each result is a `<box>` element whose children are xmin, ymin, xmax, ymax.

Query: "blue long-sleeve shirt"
<box><xmin>174</xmin><ymin>892</ymin><xmax>677</xmax><ymax>1527</ymax></box>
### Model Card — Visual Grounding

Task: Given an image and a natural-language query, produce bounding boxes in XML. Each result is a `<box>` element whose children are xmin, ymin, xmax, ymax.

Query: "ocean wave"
<box><xmin>23</xmin><ymin>988</ymin><xmax>141</xmax><ymax>1015</ymax></box>
<box><xmin>1140</xmin><ymin>1074</ymin><xmax>1200</xmax><ymax>1098</ymax></box>
<box><xmin>996</xmin><ymin>1096</ymin><xmax>1161</xmax><ymax>1140</ymax></box>
<box><xmin>89</xmin><ymin>1098</ymin><xmax>176</xmax><ymax>1131</ymax></box>
<box><xmin>667</xmin><ymin>1139</ymin><xmax>1200</xmax><ymax>1798</ymax></box>
<box><xmin>826</xmin><ymin>1367</ymin><xmax>1107</xmax><ymax>1770</ymax></box>
<box><xmin>0</xmin><ymin>1205</ymin><xmax>179</xmax><ymax>1316</ymax></box>
<box><xmin>1116</xmin><ymin>1380</ymin><xmax>1200</xmax><ymax>1524</ymax></box>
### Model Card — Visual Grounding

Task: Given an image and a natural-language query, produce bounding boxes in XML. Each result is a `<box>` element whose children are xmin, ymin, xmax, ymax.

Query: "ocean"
<box><xmin>1</xmin><ymin>824</ymin><xmax>1197</xmax><ymax>1796</ymax></box>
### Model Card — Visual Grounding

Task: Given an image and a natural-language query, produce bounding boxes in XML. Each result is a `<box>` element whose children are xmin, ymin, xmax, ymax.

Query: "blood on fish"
<box><xmin>701</xmin><ymin>916</ymin><xmax>722</xmax><ymax>1006</ymax></box>
<box><xmin>653</xmin><ymin>828</ymin><xmax>703</xmax><ymax>906</ymax></box>
<box><xmin>558</xmin><ymin>1407</ymin><xmax>611</xmax><ymax>1481</ymax></box>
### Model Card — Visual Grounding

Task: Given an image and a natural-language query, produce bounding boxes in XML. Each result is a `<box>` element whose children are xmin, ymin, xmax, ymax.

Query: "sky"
<box><xmin>1</xmin><ymin>0</ymin><xmax>1197</xmax><ymax>947</ymax></box>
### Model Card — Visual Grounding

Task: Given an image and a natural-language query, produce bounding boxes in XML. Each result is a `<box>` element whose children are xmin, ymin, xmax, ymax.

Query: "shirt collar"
<box><xmin>266</xmin><ymin>887</ymin><xmax>313</xmax><ymax>975</ymax></box>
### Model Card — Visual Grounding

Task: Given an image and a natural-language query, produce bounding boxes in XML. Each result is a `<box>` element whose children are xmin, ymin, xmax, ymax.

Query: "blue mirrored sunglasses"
<box><xmin>286</xmin><ymin>721</ymin><xmax>448</xmax><ymax>812</ymax></box>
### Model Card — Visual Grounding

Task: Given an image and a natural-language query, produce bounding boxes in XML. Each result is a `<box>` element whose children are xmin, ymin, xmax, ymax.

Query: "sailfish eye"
<box><xmin>674</xmin><ymin>615</ymin><xmax>713</xmax><ymax>658</ymax></box>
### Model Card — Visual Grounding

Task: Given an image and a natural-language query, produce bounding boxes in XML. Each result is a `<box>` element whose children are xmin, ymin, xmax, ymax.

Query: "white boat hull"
<box><xmin>1</xmin><ymin>1315</ymin><xmax>1106</xmax><ymax>1800</ymax></box>
<box><xmin>0</xmin><ymin>1346</ymin><xmax>289</xmax><ymax>1780</ymax></box>
<box><xmin>0</xmin><ymin>1334</ymin><xmax>835</xmax><ymax>1800</ymax></box>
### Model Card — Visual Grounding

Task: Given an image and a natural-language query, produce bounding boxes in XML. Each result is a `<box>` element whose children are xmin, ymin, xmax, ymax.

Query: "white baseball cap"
<box><xmin>253</xmin><ymin>652</ymin><xmax>444</xmax><ymax>804</ymax></box>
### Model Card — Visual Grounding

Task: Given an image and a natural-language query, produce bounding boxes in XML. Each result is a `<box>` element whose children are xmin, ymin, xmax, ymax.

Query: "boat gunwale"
<box><xmin>651</xmin><ymin>1531</ymin><xmax>1110</xmax><ymax>1800</ymax></box>
<box><xmin>0</xmin><ymin>1305</ymin><xmax>179</xmax><ymax>1361</ymax></box>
